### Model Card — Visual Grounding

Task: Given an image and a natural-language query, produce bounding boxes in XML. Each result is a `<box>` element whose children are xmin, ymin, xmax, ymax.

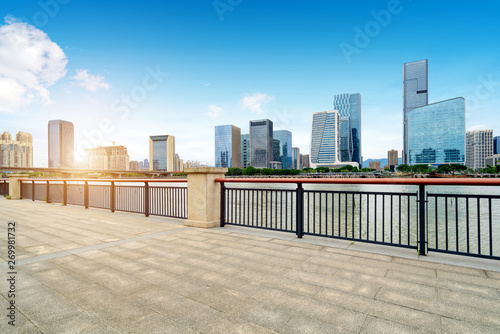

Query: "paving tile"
<box><xmin>359</xmin><ymin>315</ymin><xmax>425</xmax><ymax>334</ymax></box>
<box><xmin>440</xmin><ymin>316</ymin><xmax>500</xmax><ymax>334</ymax></box>
<box><xmin>437</xmin><ymin>270</ymin><xmax>500</xmax><ymax>289</ymax></box>
<box><xmin>278</xmin><ymin>316</ymin><xmax>352</xmax><ymax>334</ymax></box>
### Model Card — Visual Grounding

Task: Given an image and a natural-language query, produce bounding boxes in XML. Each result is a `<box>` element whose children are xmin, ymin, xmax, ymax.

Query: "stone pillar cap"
<box><xmin>185</xmin><ymin>167</ymin><xmax>228</xmax><ymax>174</ymax></box>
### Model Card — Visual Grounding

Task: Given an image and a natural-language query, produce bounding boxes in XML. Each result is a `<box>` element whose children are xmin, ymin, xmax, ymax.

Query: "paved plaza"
<box><xmin>1</xmin><ymin>197</ymin><xmax>500</xmax><ymax>333</ymax></box>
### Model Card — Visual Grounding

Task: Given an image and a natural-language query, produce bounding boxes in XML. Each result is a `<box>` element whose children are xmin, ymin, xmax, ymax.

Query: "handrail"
<box><xmin>215</xmin><ymin>177</ymin><xmax>500</xmax><ymax>186</ymax></box>
<box><xmin>18</xmin><ymin>178</ymin><xmax>186</xmax><ymax>183</ymax></box>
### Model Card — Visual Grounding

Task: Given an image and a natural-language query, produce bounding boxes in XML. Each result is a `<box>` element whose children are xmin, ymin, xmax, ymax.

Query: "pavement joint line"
<box><xmin>0</xmin><ymin>226</ymin><xmax>193</xmax><ymax>268</ymax></box>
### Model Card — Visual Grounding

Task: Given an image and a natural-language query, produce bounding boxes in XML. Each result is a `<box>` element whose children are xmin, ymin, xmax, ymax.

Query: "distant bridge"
<box><xmin>0</xmin><ymin>166</ymin><xmax>177</xmax><ymax>178</ymax></box>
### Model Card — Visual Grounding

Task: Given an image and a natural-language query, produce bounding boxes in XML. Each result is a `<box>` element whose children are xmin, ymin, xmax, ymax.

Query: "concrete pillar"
<box><xmin>184</xmin><ymin>167</ymin><xmax>227</xmax><ymax>228</ymax></box>
<box><xmin>8</xmin><ymin>174</ymin><xmax>30</xmax><ymax>199</ymax></box>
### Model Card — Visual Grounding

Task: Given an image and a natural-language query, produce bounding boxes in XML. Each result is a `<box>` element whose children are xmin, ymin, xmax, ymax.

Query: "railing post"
<box><xmin>110</xmin><ymin>181</ymin><xmax>115</xmax><ymax>213</ymax></box>
<box><xmin>63</xmin><ymin>181</ymin><xmax>67</xmax><ymax>205</ymax></box>
<box><xmin>144</xmin><ymin>182</ymin><xmax>149</xmax><ymax>217</ymax></box>
<box><xmin>418</xmin><ymin>184</ymin><xmax>427</xmax><ymax>256</ymax></box>
<box><xmin>46</xmin><ymin>181</ymin><xmax>50</xmax><ymax>203</ymax></box>
<box><xmin>296</xmin><ymin>183</ymin><xmax>304</xmax><ymax>238</ymax></box>
<box><xmin>32</xmin><ymin>180</ymin><xmax>35</xmax><ymax>201</ymax></box>
<box><xmin>220</xmin><ymin>182</ymin><xmax>226</xmax><ymax>227</ymax></box>
<box><xmin>84</xmin><ymin>181</ymin><xmax>89</xmax><ymax>209</ymax></box>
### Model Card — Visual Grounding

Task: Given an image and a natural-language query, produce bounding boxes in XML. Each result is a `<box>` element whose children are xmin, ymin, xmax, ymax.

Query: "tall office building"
<box><xmin>466</xmin><ymin>130</ymin><xmax>493</xmax><ymax>170</ymax></box>
<box><xmin>333</xmin><ymin>93</ymin><xmax>361</xmax><ymax>165</ymax></box>
<box><xmin>241</xmin><ymin>134</ymin><xmax>250</xmax><ymax>168</ymax></box>
<box><xmin>174</xmin><ymin>153</ymin><xmax>184</xmax><ymax>171</ymax></box>
<box><xmin>130</xmin><ymin>160</ymin><xmax>140</xmax><ymax>171</ymax></box>
<box><xmin>149</xmin><ymin>135</ymin><xmax>175</xmax><ymax>171</ymax></box>
<box><xmin>494</xmin><ymin>136</ymin><xmax>500</xmax><ymax>155</ymax></box>
<box><xmin>273</xmin><ymin>130</ymin><xmax>292</xmax><ymax>169</ymax></box>
<box><xmin>300</xmin><ymin>154</ymin><xmax>310</xmax><ymax>169</ymax></box>
<box><xmin>292</xmin><ymin>147</ymin><xmax>300</xmax><ymax>169</ymax></box>
<box><xmin>86</xmin><ymin>145</ymin><xmax>130</xmax><ymax>170</ymax></box>
<box><xmin>215</xmin><ymin>125</ymin><xmax>242</xmax><ymax>168</ymax></box>
<box><xmin>249</xmin><ymin>119</ymin><xmax>273</xmax><ymax>168</ymax></box>
<box><xmin>387</xmin><ymin>149</ymin><xmax>398</xmax><ymax>166</ymax></box>
<box><xmin>48</xmin><ymin>120</ymin><xmax>74</xmax><ymax>168</ymax></box>
<box><xmin>272</xmin><ymin>139</ymin><xmax>280</xmax><ymax>162</ymax></box>
<box><xmin>403</xmin><ymin>60</ymin><xmax>428</xmax><ymax>164</ymax></box>
<box><xmin>407</xmin><ymin>98</ymin><xmax>465</xmax><ymax>165</ymax></box>
<box><xmin>0</xmin><ymin>131</ymin><xmax>33</xmax><ymax>167</ymax></box>
<box><xmin>310</xmin><ymin>110</ymin><xmax>340</xmax><ymax>168</ymax></box>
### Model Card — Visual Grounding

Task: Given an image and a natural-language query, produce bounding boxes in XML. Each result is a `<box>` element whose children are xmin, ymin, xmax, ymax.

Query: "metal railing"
<box><xmin>0</xmin><ymin>179</ymin><xmax>8</xmax><ymax>196</ymax></box>
<box><xmin>19</xmin><ymin>179</ymin><xmax>187</xmax><ymax>219</ymax></box>
<box><xmin>217</xmin><ymin>178</ymin><xmax>500</xmax><ymax>260</ymax></box>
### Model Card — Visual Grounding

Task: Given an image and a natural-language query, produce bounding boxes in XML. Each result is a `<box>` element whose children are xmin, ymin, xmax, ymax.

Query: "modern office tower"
<box><xmin>272</xmin><ymin>139</ymin><xmax>280</xmax><ymax>162</ymax></box>
<box><xmin>48</xmin><ymin>120</ymin><xmax>74</xmax><ymax>168</ymax></box>
<box><xmin>292</xmin><ymin>147</ymin><xmax>300</xmax><ymax>169</ymax></box>
<box><xmin>310</xmin><ymin>110</ymin><xmax>340</xmax><ymax>168</ymax></box>
<box><xmin>215</xmin><ymin>125</ymin><xmax>242</xmax><ymax>168</ymax></box>
<box><xmin>86</xmin><ymin>145</ymin><xmax>130</xmax><ymax>170</ymax></box>
<box><xmin>333</xmin><ymin>93</ymin><xmax>361</xmax><ymax>164</ymax></box>
<box><xmin>241</xmin><ymin>134</ymin><xmax>250</xmax><ymax>168</ymax></box>
<box><xmin>485</xmin><ymin>154</ymin><xmax>500</xmax><ymax>167</ymax></box>
<box><xmin>249</xmin><ymin>119</ymin><xmax>273</xmax><ymax>168</ymax></box>
<box><xmin>407</xmin><ymin>98</ymin><xmax>465</xmax><ymax>165</ymax></box>
<box><xmin>369</xmin><ymin>161</ymin><xmax>381</xmax><ymax>170</ymax></box>
<box><xmin>466</xmin><ymin>130</ymin><xmax>493</xmax><ymax>170</ymax></box>
<box><xmin>130</xmin><ymin>160</ymin><xmax>140</xmax><ymax>171</ymax></box>
<box><xmin>149</xmin><ymin>135</ymin><xmax>175</xmax><ymax>171</ymax></box>
<box><xmin>143</xmin><ymin>159</ymin><xmax>149</xmax><ymax>169</ymax></box>
<box><xmin>273</xmin><ymin>130</ymin><xmax>292</xmax><ymax>169</ymax></box>
<box><xmin>403</xmin><ymin>60</ymin><xmax>428</xmax><ymax>164</ymax></box>
<box><xmin>0</xmin><ymin>131</ymin><xmax>33</xmax><ymax>167</ymax></box>
<box><xmin>387</xmin><ymin>149</ymin><xmax>398</xmax><ymax>166</ymax></box>
<box><xmin>494</xmin><ymin>136</ymin><xmax>500</xmax><ymax>154</ymax></box>
<box><xmin>300</xmin><ymin>154</ymin><xmax>310</xmax><ymax>168</ymax></box>
<box><xmin>173</xmin><ymin>153</ymin><xmax>184</xmax><ymax>171</ymax></box>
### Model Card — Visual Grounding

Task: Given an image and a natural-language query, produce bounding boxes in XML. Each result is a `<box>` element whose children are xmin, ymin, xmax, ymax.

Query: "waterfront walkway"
<box><xmin>1</xmin><ymin>198</ymin><xmax>499</xmax><ymax>333</ymax></box>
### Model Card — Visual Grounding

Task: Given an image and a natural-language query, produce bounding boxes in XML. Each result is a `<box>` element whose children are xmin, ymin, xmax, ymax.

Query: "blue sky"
<box><xmin>1</xmin><ymin>0</ymin><xmax>499</xmax><ymax>167</ymax></box>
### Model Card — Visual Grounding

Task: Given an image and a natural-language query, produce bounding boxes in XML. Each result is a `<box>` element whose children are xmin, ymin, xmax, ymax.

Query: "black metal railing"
<box><xmin>19</xmin><ymin>179</ymin><xmax>187</xmax><ymax>219</ymax></box>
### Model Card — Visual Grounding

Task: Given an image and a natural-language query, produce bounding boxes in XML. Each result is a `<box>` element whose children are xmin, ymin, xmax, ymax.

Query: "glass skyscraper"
<box><xmin>273</xmin><ymin>130</ymin><xmax>292</xmax><ymax>169</ymax></box>
<box><xmin>241</xmin><ymin>134</ymin><xmax>250</xmax><ymax>168</ymax></box>
<box><xmin>292</xmin><ymin>147</ymin><xmax>300</xmax><ymax>169</ymax></box>
<box><xmin>403</xmin><ymin>60</ymin><xmax>428</xmax><ymax>164</ymax></box>
<box><xmin>494</xmin><ymin>136</ymin><xmax>500</xmax><ymax>155</ymax></box>
<box><xmin>310</xmin><ymin>110</ymin><xmax>340</xmax><ymax>167</ymax></box>
<box><xmin>149</xmin><ymin>135</ymin><xmax>175</xmax><ymax>171</ymax></box>
<box><xmin>48</xmin><ymin>120</ymin><xmax>74</xmax><ymax>168</ymax></box>
<box><xmin>249</xmin><ymin>119</ymin><xmax>273</xmax><ymax>168</ymax></box>
<box><xmin>333</xmin><ymin>93</ymin><xmax>361</xmax><ymax>165</ymax></box>
<box><xmin>407</xmin><ymin>98</ymin><xmax>465</xmax><ymax>165</ymax></box>
<box><xmin>215</xmin><ymin>125</ymin><xmax>242</xmax><ymax>168</ymax></box>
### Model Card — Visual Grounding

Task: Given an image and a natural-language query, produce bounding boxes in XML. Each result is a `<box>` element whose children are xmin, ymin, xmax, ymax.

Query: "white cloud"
<box><xmin>466</xmin><ymin>124</ymin><xmax>491</xmax><ymax>131</ymax></box>
<box><xmin>207</xmin><ymin>104</ymin><xmax>223</xmax><ymax>117</ymax></box>
<box><xmin>72</xmin><ymin>69</ymin><xmax>111</xmax><ymax>92</ymax></box>
<box><xmin>0</xmin><ymin>17</ymin><xmax>68</xmax><ymax>112</ymax></box>
<box><xmin>240</xmin><ymin>92</ymin><xmax>275</xmax><ymax>114</ymax></box>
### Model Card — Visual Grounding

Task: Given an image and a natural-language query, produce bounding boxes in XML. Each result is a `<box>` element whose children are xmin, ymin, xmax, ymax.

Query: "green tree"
<box><xmin>302</xmin><ymin>167</ymin><xmax>314</xmax><ymax>173</ymax></box>
<box><xmin>226</xmin><ymin>167</ymin><xmax>243</xmax><ymax>176</ymax></box>
<box><xmin>243</xmin><ymin>166</ymin><xmax>259</xmax><ymax>175</ymax></box>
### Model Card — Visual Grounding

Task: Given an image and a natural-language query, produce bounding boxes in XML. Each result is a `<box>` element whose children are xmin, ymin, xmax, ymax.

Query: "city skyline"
<box><xmin>1</xmin><ymin>1</ymin><xmax>500</xmax><ymax>167</ymax></box>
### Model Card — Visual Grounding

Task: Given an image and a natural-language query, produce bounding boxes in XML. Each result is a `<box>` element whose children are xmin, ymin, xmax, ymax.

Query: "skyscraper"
<box><xmin>333</xmin><ymin>93</ymin><xmax>361</xmax><ymax>165</ymax></box>
<box><xmin>149</xmin><ymin>135</ymin><xmax>175</xmax><ymax>171</ymax></box>
<box><xmin>241</xmin><ymin>134</ymin><xmax>250</xmax><ymax>168</ymax></box>
<box><xmin>48</xmin><ymin>120</ymin><xmax>74</xmax><ymax>168</ymax></box>
<box><xmin>466</xmin><ymin>130</ymin><xmax>493</xmax><ymax>170</ymax></box>
<box><xmin>292</xmin><ymin>147</ymin><xmax>300</xmax><ymax>169</ymax></box>
<box><xmin>407</xmin><ymin>98</ymin><xmax>465</xmax><ymax>165</ymax></box>
<box><xmin>0</xmin><ymin>131</ymin><xmax>33</xmax><ymax>168</ymax></box>
<box><xmin>403</xmin><ymin>60</ymin><xmax>428</xmax><ymax>164</ymax></box>
<box><xmin>494</xmin><ymin>136</ymin><xmax>500</xmax><ymax>155</ymax></box>
<box><xmin>214</xmin><ymin>125</ymin><xmax>242</xmax><ymax>168</ymax></box>
<box><xmin>86</xmin><ymin>145</ymin><xmax>130</xmax><ymax>170</ymax></box>
<box><xmin>249</xmin><ymin>119</ymin><xmax>273</xmax><ymax>168</ymax></box>
<box><xmin>273</xmin><ymin>130</ymin><xmax>292</xmax><ymax>169</ymax></box>
<box><xmin>310</xmin><ymin>110</ymin><xmax>340</xmax><ymax>168</ymax></box>
<box><xmin>387</xmin><ymin>149</ymin><xmax>398</xmax><ymax>166</ymax></box>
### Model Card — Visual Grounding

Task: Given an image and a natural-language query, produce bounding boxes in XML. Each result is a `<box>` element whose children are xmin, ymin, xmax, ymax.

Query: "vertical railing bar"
<box><xmin>407</xmin><ymin>195</ymin><xmax>410</xmax><ymax>246</ymax></box>
<box><xmin>418</xmin><ymin>185</ymin><xmax>426</xmax><ymax>255</ymax></box>
<box><xmin>477</xmin><ymin>198</ymin><xmax>481</xmax><ymax>255</ymax></box>
<box><xmin>351</xmin><ymin>193</ymin><xmax>355</xmax><ymax>239</ymax></box>
<box><xmin>466</xmin><ymin>197</ymin><xmax>470</xmax><ymax>254</ymax></box>
<box><xmin>344</xmin><ymin>192</ymin><xmax>348</xmax><ymax>238</ymax></box>
<box><xmin>489</xmin><ymin>198</ymin><xmax>493</xmax><ymax>256</ymax></box>
<box><xmin>445</xmin><ymin>197</ymin><xmax>449</xmax><ymax>251</ymax></box>
<box><xmin>398</xmin><ymin>195</ymin><xmax>401</xmax><ymax>245</ymax></box>
<box><xmin>382</xmin><ymin>195</ymin><xmax>385</xmax><ymax>243</ymax></box>
<box><xmin>390</xmin><ymin>195</ymin><xmax>393</xmax><ymax>243</ymax></box>
<box><xmin>367</xmin><ymin>194</ymin><xmax>370</xmax><ymax>241</ymax></box>
<box><xmin>359</xmin><ymin>193</ymin><xmax>362</xmax><ymax>240</ymax></box>
<box><xmin>455</xmin><ymin>196</ymin><xmax>459</xmax><ymax>252</ymax></box>
<box><xmin>374</xmin><ymin>194</ymin><xmax>377</xmax><ymax>242</ymax></box>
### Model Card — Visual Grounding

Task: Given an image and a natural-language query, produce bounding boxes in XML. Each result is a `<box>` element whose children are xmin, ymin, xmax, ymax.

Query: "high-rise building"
<box><xmin>143</xmin><ymin>159</ymin><xmax>149</xmax><ymax>169</ymax></box>
<box><xmin>214</xmin><ymin>125</ymin><xmax>242</xmax><ymax>168</ymax></box>
<box><xmin>387</xmin><ymin>149</ymin><xmax>398</xmax><ymax>166</ymax></box>
<box><xmin>273</xmin><ymin>130</ymin><xmax>292</xmax><ymax>169</ymax></box>
<box><xmin>149</xmin><ymin>135</ymin><xmax>175</xmax><ymax>171</ymax></box>
<box><xmin>241</xmin><ymin>134</ymin><xmax>250</xmax><ymax>168</ymax></box>
<box><xmin>494</xmin><ymin>136</ymin><xmax>500</xmax><ymax>155</ymax></box>
<box><xmin>369</xmin><ymin>161</ymin><xmax>381</xmax><ymax>170</ymax></box>
<box><xmin>466</xmin><ymin>130</ymin><xmax>493</xmax><ymax>170</ymax></box>
<box><xmin>407</xmin><ymin>98</ymin><xmax>465</xmax><ymax>165</ymax></box>
<box><xmin>174</xmin><ymin>153</ymin><xmax>184</xmax><ymax>171</ymax></box>
<box><xmin>292</xmin><ymin>147</ymin><xmax>300</xmax><ymax>169</ymax></box>
<box><xmin>333</xmin><ymin>93</ymin><xmax>361</xmax><ymax>164</ymax></box>
<box><xmin>48</xmin><ymin>120</ymin><xmax>74</xmax><ymax>168</ymax></box>
<box><xmin>300</xmin><ymin>154</ymin><xmax>310</xmax><ymax>169</ymax></box>
<box><xmin>403</xmin><ymin>60</ymin><xmax>428</xmax><ymax>164</ymax></box>
<box><xmin>130</xmin><ymin>160</ymin><xmax>140</xmax><ymax>171</ymax></box>
<box><xmin>272</xmin><ymin>139</ymin><xmax>280</xmax><ymax>162</ymax></box>
<box><xmin>310</xmin><ymin>110</ymin><xmax>340</xmax><ymax>168</ymax></box>
<box><xmin>86</xmin><ymin>145</ymin><xmax>130</xmax><ymax>170</ymax></box>
<box><xmin>249</xmin><ymin>119</ymin><xmax>273</xmax><ymax>168</ymax></box>
<box><xmin>0</xmin><ymin>131</ymin><xmax>33</xmax><ymax>168</ymax></box>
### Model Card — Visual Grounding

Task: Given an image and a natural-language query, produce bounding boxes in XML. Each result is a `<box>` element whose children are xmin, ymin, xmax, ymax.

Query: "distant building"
<box><xmin>333</xmin><ymin>93</ymin><xmax>361</xmax><ymax>165</ymax></box>
<box><xmin>269</xmin><ymin>161</ymin><xmax>282</xmax><ymax>169</ymax></box>
<box><xmin>272</xmin><ymin>139</ymin><xmax>280</xmax><ymax>162</ymax></box>
<box><xmin>174</xmin><ymin>153</ymin><xmax>184</xmax><ymax>171</ymax></box>
<box><xmin>129</xmin><ymin>160</ymin><xmax>140</xmax><ymax>171</ymax></box>
<box><xmin>86</xmin><ymin>145</ymin><xmax>130</xmax><ymax>170</ymax></box>
<box><xmin>407</xmin><ymin>98</ymin><xmax>465</xmax><ymax>165</ymax></box>
<box><xmin>292</xmin><ymin>147</ymin><xmax>300</xmax><ymax>169</ymax></box>
<box><xmin>0</xmin><ymin>131</ymin><xmax>33</xmax><ymax>168</ymax></box>
<box><xmin>215</xmin><ymin>125</ymin><xmax>242</xmax><ymax>168</ymax></box>
<box><xmin>48</xmin><ymin>120</ymin><xmax>74</xmax><ymax>168</ymax></box>
<box><xmin>369</xmin><ymin>161</ymin><xmax>381</xmax><ymax>170</ymax></box>
<box><xmin>250</xmin><ymin>119</ymin><xmax>273</xmax><ymax>168</ymax></box>
<box><xmin>494</xmin><ymin>136</ymin><xmax>500</xmax><ymax>155</ymax></box>
<box><xmin>241</xmin><ymin>134</ymin><xmax>250</xmax><ymax>168</ymax></box>
<box><xmin>387</xmin><ymin>149</ymin><xmax>398</xmax><ymax>166</ymax></box>
<box><xmin>403</xmin><ymin>60</ymin><xmax>428</xmax><ymax>164</ymax></box>
<box><xmin>273</xmin><ymin>130</ymin><xmax>292</xmax><ymax>169</ymax></box>
<box><xmin>485</xmin><ymin>154</ymin><xmax>500</xmax><ymax>167</ymax></box>
<box><xmin>184</xmin><ymin>160</ymin><xmax>206</xmax><ymax>169</ymax></box>
<box><xmin>466</xmin><ymin>130</ymin><xmax>493</xmax><ymax>170</ymax></box>
<box><xmin>143</xmin><ymin>159</ymin><xmax>149</xmax><ymax>170</ymax></box>
<box><xmin>300</xmin><ymin>154</ymin><xmax>310</xmax><ymax>169</ymax></box>
<box><xmin>310</xmin><ymin>110</ymin><xmax>340</xmax><ymax>168</ymax></box>
<box><xmin>149</xmin><ymin>135</ymin><xmax>175</xmax><ymax>171</ymax></box>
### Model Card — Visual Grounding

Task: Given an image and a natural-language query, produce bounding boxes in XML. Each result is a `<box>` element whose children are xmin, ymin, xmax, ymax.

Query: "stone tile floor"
<box><xmin>0</xmin><ymin>198</ymin><xmax>499</xmax><ymax>333</ymax></box>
